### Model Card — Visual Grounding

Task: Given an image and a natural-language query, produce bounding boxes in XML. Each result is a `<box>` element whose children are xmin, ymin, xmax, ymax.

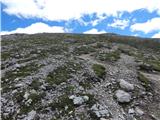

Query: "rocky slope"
<box><xmin>1</xmin><ymin>33</ymin><xmax>160</xmax><ymax>120</ymax></box>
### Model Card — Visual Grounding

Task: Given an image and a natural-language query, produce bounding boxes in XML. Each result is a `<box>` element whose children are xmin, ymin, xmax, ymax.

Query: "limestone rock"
<box><xmin>115</xmin><ymin>90</ymin><xmax>131</xmax><ymax>103</ymax></box>
<box><xmin>135</xmin><ymin>107</ymin><xmax>144</xmax><ymax>116</ymax></box>
<box><xmin>69</xmin><ymin>95</ymin><xmax>89</xmax><ymax>105</ymax></box>
<box><xmin>24</xmin><ymin>110</ymin><xmax>36</xmax><ymax>120</ymax></box>
<box><xmin>119</xmin><ymin>79</ymin><xmax>134</xmax><ymax>91</ymax></box>
<box><xmin>91</xmin><ymin>103</ymin><xmax>110</xmax><ymax>118</ymax></box>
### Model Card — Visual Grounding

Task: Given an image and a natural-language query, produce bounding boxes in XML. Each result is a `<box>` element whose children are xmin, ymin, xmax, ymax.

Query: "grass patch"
<box><xmin>98</xmin><ymin>51</ymin><xmax>120</xmax><ymax>62</ymax></box>
<box><xmin>50</xmin><ymin>45</ymin><xmax>68</xmax><ymax>55</ymax></box>
<box><xmin>118</xmin><ymin>47</ymin><xmax>135</xmax><ymax>56</ymax></box>
<box><xmin>2</xmin><ymin>62</ymin><xmax>40</xmax><ymax>81</ymax></box>
<box><xmin>1</xmin><ymin>52</ymin><xmax>11</xmax><ymax>61</ymax></box>
<box><xmin>139</xmin><ymin>60</ymin><xmax>160</xmax><ymax>72</ymax></box>
<box><xmin>19</xmin><ymin>92</ymin><xmax>45</xmax><ymax>114</ymax></box>
<box><xmin>65</xmin><ymin>85</ymin><xmax>75</xmax><ymax>94</ymax></box>
<box><xmin>95</xmin><ymin>42</ymin><xmax>104</xmax><ymax>48</ymax></box>
<box><xmin>14</xmin><ymin>91</ymin><xmax>25</xmax><ymax>103</ymax></box>
<box><xmin>47</xmin><ymin>62</ymin><xmax>81</xmax><ymax>85</ymax></box>
<box><xmin>79</xmin><ymin>81</ymin><xmax>92</xmax><ymax>89</ymax></box>
<box><xmin>92</xmin><ymin>64</ymin><xmax>106</xmax><ymax>79</ymax></box>
<box><xmin>137</xmin><ymin>72</ymin><xmax>150</xmax><ymax>90</ymax></box>
<box><xmin>30</xmin><ymin>80</ymin><xmax>42</xmax><ymax>90</ymax></box>
<box><xmin>1</xmin><ymin>62</ymin><xmax>41</xmax><ymax>93</ymax></box>
<box><xmin>74</xmin><ymin>45</ymin><xmax>96</xmax><ymax>55</ymax></box>
<box><xmin>49</xmin><ymin>94</ymin><xmax>74</xmax><ymax>115</ymax></box>
<box><xmin>148</xmin><ymin>60</ymin><xmax>160</xmax><ymax>72</ymax></box>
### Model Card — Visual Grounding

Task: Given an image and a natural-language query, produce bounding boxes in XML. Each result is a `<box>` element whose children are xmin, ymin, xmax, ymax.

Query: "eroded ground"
<box><xmin>1</xmin><ymin>33</ymin><xmax>160</xmax><ymax>120</ymax></box>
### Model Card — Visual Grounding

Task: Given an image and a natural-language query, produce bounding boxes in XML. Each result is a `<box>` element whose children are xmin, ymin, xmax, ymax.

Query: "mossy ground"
<box><xmin>49</xmin><ymin>94</ymin><xmax>75</xmax><ymax>117</ymax></box>
<box><xmin>2</xmin><ymin>62</ymin><xmax>41</xmax><ymax>93</ymax></box>
<box><xmin>97</xmin><ymin>51</ymin><xmax>120</xmax><ymax>62</ymax></box>
<box><xmin>74</xmin><ymin>46</ymin><xmax>96</xmax><ymax>55</ymax></box>
<box><xmin>46</xmin><ymin>62</ymin><xmax>82</xmax><ymax>85</ymax></box>
<box><xmin>92</xmin><ymin>64</ymin><xmax>106</xmax><ymax>79</ymax></box>
<box><xmin>137</xmin><ymin>72</ymin><xmax>150</xmax><ymax>90</ymax></box>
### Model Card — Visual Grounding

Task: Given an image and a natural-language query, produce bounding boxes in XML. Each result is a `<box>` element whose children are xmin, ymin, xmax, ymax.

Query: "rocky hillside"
<box><xmin>1</xmin><ymin>33</ymin><xmax>160</xmax><ymax>120</ymax></box>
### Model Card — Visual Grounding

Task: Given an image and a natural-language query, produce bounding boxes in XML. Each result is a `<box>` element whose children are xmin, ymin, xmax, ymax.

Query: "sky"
<box><xmin>1</xmin><ymin>0</ymin><xmax>160</xmax><ymax>38</ymax></box>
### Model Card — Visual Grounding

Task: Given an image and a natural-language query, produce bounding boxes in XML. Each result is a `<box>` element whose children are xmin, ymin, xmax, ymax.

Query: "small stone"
<box><xmin>30</xmin><ymin>89</ymin><xmax>37</xmax><ymax>94</ymax></box>
<box><xmin>115</xmin><ymin>90</ymin><xmax>131</xmax><ymax>103</ymax></box>
<box><xmin>12</xmin><ymin>89</ymin><xmax>17</xmax><ymax>94</ymax></box>
<box><xmin>128</xmin><ymin>108</ymin><xmax>135</xmax><ymax>114</ymax></box>
<box><xmin>65</xmin><ymin>106</ymin><xmax>68</xmax><ymax>110</ymax></box>
<box><xmin>135</xmin><ymin>107</ymin><xmax>144</xmax><ymax>116</ymax></box>
<box><xmin>24</xmin><ymin>110</ymin><xmax>36</xmax><ymax>120</ymax></box>
<box><xmin>15</xmin><ymin>63</ymin><xmax>20</xmax><ymax>68</ymax></box>
<box><xmin>15</xmin><ymin>54</ymin><xmax>20</xmax><ymax>58</ymax></box>
<box><xmin>91</xmin><ymin>104</ymin><xmax>110</xmax><ymax>118</ymax></box>
<box><xmin>37</xmin><ymin>50</ymin><xmax>41</xmax><ymax>53</ymax></box>
<box><xmin>25</xmin><ymin>99</ymin><xmax>32</xmax><ymax>106</ymax></box>
<box><xmin>79</xmin><ymin>86</ymin><xmax>84</xmax><ymax>91</ymax></box>
<box><xmin>15</xmin><ymin>83</ymin><xmax>23</xmax><ymax>88</ymax></box>
<box><xmin>73</xmin><ymin>97</ymin><xmax>85</xmax><ymax>105</ymax></box>
<box><xmin>69</xmin><ymin>95</ymin><xmax>75</xmax><ymax>99</ymax></box>
<box><xmin>69</xmin><ymin>95</ymin><xmax>89</xmax><ymax>105</ymax></box>
<box><xmin>83</xmin><ymin>96</ymin><xmax>89</xmax><ymax>101</ymax></box>
<box><xmin>24</xmin><ymin>91</ymin><xmax>30</xmax><ymax>100</ymax></box>
<box><xmin>119</xmin><ymin>79</ymin><xmax>134</xmax><ymax>91</ymax></box>
<box><xmin>14</xmin><ymin>78</ymin><xmax>19</xmax><ymax>81</ymax></box>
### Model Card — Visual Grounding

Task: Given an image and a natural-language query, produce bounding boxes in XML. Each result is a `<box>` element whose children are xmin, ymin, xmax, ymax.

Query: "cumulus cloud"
<box><xmin>152</xmin><ymin>32</ymin><xmax>160</xmax><ymax>38</ymax></box>
<box><xmin>83</xmin><ymin>28</ymin><xmax>106</xmax><ymax>34</ymax></box>
<box><xmin>1</xmin><ymin>0</ymin><xmax>160</xmax><ymax>21</ymax></box>
<box><xmin>108</xmin><ymin>19</ymin><xmax>129</xmax><ymax>30</ymax></box>
<box><xmin>131</xmin><ymin>17</ymin><xmax>160</xmax><ymax>33</ymax></box>
<box><xmin>1</xmin><ymin>22</ymin><xmax>65</xmax><ymax>35</ymax></box>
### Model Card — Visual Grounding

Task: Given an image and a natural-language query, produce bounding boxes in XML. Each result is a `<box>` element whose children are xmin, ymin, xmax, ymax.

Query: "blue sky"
<box><xmin>1</xmin><ymin>0</ymin><xmax>160</xmax><ymax>38</ymax></box>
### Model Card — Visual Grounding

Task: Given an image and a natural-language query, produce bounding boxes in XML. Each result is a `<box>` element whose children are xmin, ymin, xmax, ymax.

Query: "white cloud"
<box><xmin>131</xmin><ymin>17</ymin><xmax>160</xmax><ymax>33</ymax></box>
<box><xmin>1</xmin><ymin>0</ymin><xmax>160</xmax><ymax>21</ymax></box>
<box><xmin>152</xmin><ymin>32</ymin><xmax>160</xmax><ymax>38</ymax></box>
<box><xmin>108</xmin><ymin>19</ymin><xmax>129</xmax><ymax>29</ymax></box>
<box><xmin>1</xmin><ymin>22</ymin><xmax>65</xmax><ymax>35</ymax></box>
<box><xmin>83</xmin><ymin>28</ymin><xmax>106</xmax><ymax>34</ymax></box>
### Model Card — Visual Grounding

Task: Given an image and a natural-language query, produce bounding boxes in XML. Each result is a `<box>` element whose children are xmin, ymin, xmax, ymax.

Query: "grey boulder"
<box><xmin>119</xmin><ymin>79</ymin><xmax>134</xmax><ymax>91</ymax></box>
<box><xmin>115</xmin><ymin>90</ymin><xmax>131</xmax><ymax>103</ymax></box>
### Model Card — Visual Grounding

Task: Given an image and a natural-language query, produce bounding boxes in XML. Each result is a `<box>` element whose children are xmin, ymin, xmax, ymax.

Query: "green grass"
<box><xmin>139</xmin><ymin>60</ymin><xmax>160</xmax><ymax>72</ymax></box>
<box><xmin>14</xmin><ymin>91</ymin><xmax>25</xmax><ymax>103</ymax></box>
<box><xmin>74</xmin><ymin>46</ymin><xmax>96</xmax><ymax>55</ymax></box>
<box><xmin>47</xmin><ymin>45</ymin><xmax>69</xmax><ymax>55</ymax></box>
<box><xmin>1</xmin><ymin>52</ymin><xmax>11</xmax><ymax>61</ymax></box>
<box><xmin>30</xmin><ymin>80</ymin><xmax>42</xmax><ymax>90</ymax></box>
<box><xmin>79</xmin><ymin>81</ymin><xmax>92</xmax><ymax>89</ymax></box>
<box><xmin>95</xmin><ymin>42</ymin><xmax>104</xmax><ymax>48</ymax></box>
<box><xmin>47</xmin><ymin>62</ymin><xmax>82</xmax><ymax>85</ymax></box>
<box><xmin>2</xmin><ymin>62</ymin><xmax>41</xmax><ymax>93</ymax></box>
<box><xmin>92</xmin><ymin>64</ymin><xmax>106</xmax><ymax>79</ymax></box>
<box><xmin>65</xmin><ymin>85</ymin><xmax>75</xmax><ymax>94</ymax></box>
<box><xmin>118</xmin><ymin>47</ymin><xmax>135</xmax><ymax>56</ymax></box>
<box><xmin>148</xmin><ymin>60</ymin><xmax>160</xmax><ymax>72</ymax></box>
<box><xmin>98</xmin><ymin>51</ymin><xmax>120</xmax><ymax>62</ymax></box>
<box><xmin>137</xmin><ymin>72</ymin><xmax>150</xmax><ymax>90</ymax></box>
<box><xmin>19</xmin><ymin>92</ymin><xmax>45</xmax><ymax>114</ymax></box>
<box><xmin>49</xmin><ymin>94</ymin><xmax>75</xmax><ymax>115</ymax></box>
<box><xmin>3</xmin><ymin>62</ymin><xmax>39</xmax><ymax>80</ymax></box>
